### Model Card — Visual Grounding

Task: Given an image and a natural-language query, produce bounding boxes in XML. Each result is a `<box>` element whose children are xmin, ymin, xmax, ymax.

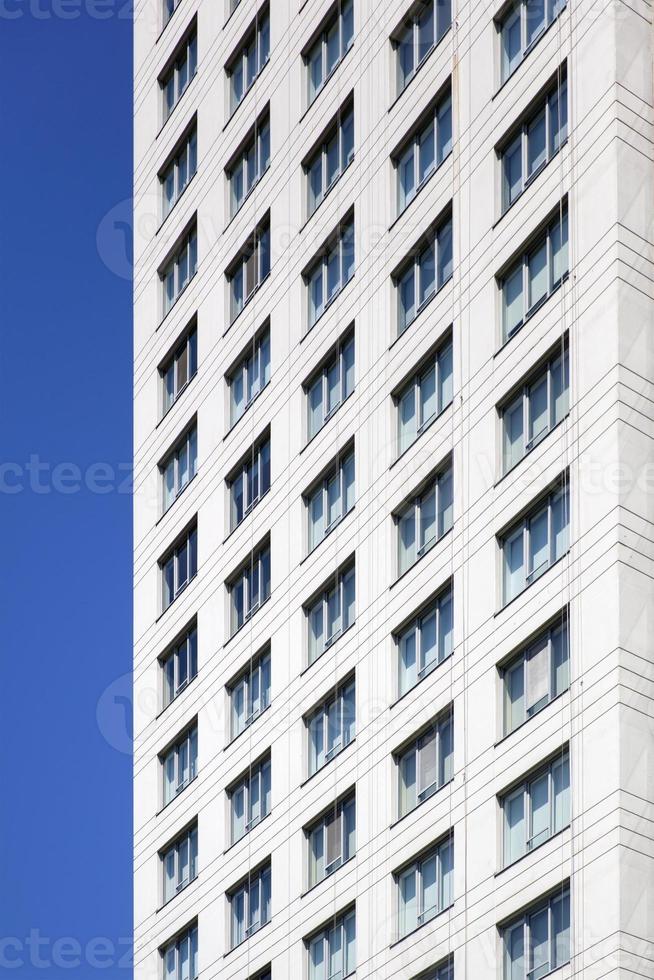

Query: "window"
<box><xmin>397</xmin><ymin>586</ymin><xmax>453</xmax><ymax>696</ymax></box>
<box><xmin>228</xmin><ymin>434</ymin><xmax>271</xmax><ymax>530</ymax></box>
<box><xmin>396</xmin><ymin>87</ymin><xmax>452</xmax><ymax>213</ymax></box>
<box><xmin>229</xmin><ymin>647</ymin><xmax>271</xmax><ymax>740</ymax></box>
<box><xmin>306</xmin><ymin>103</ymin><xmax>354</xmax><ymax>217</ymax></box>
<box><xmin>503</xmin><ymin>751</ymin><xmax>570</xmax><ymax>867</ymax></box>
<box><xmin>228</xmin><ymin>542</ymin><xmax>271</xmax><ymax>635</ymax></box>
<box><xmin>307</xmin><ymin>564</ymin><xmax>355</xmax><ymax>664</ymax></box>
<box><xmin>162</xmin><ymin>724</ymin><xmax>198</xmax><ymax>806</ymax></box>
<box><xmin>501</xmin><ymin>74</ymin><xmax>567</xmax><ymax>213</ymax></box>
<box><xmin>162</xmin><ymin>923</ymin><xmax>198</xmax><ymax>980</ymax></box>
<box><xmin>229</xmin><ymin>756</ymin><xmax>272</xmax><ymax>843</ymax></box>
<box><xmin>394</xmin><ymin>0</ymin><xmax>451</xmax><ymax>95</ymax></box>
<box><xmin>307</xmin><ymin>792</ymin><xmax>355</xmax><ymax>888</ymax></box>
<box><xmin>162</xmin><ymin>126</ymin><xmax>198</xmax><ymax>219</ymax></box>
<box><xmin>397</xmin><ymin>712</ymin><xmax>453</xmax><ymax>816</ymax></box>
<box><xmin>397</xmin><ymin>213</ymin><xmax>453</xmax><ymax>334</ymax></box>
<box><xmin>502</xmin><ymin>345</ymin><xmax>569</xmax><ymax>472</ymax></box>
<box><xmin>306</xmin><ymin>216</ymin><xmax>355</xmax><ymax>329</ymax></box>
<box><xmin>307</xmin><ymin>447</ymin><xmax>355</xmax><ymax>551</ymax></box>
<box><xmin>228</xmin><ymin>9</ymin><xmax>270</xmax><ymax>114</ymax></box>
<box><xmin>306</xmin><ymin>331</ymin><xmax>354</xmax><ymax>440</ymax></box>
<box><xmin>502</xmin><ymin>481</ymin><xmax>569</xmax><ymax>604</ymax></box>
<box><xmin>228</xmin><ymin>220</ymin><xmax>271</xmax><ymax>323</ymax></box>
<box><xmin>305</xmin><ymin>0</ymin><xmax>354</xmax><ymax>105</ymax></box>
<box><xmin>396</xmin><ymin>339</ymin><xmax>453</xmax><ymax>455</ymax></box>
<box><xmin>396</xmin><ymin>465</ymin><xmax>453</xmax><ymax>576</ymax></box>
<box><xmin>161</xmin><ymin>326</ymin><xmax>198</xmax><ymax>417</ymax></box>
<box><xmin>308</xmin><ymin>677</ymin><xmax>355</xmax><ymax>776</ymax></box>
<box><xmin>162</xmin><ymin>624</ymin><xmax>198</xmax><ymax>709</ymax></box>
<box><xmin>414</xmin><ymin>961</ymin><xmax>453</xmax><ymax>980</ymax></box>
<box><xmin>229</xmin><ymin>863</ymin><xmax>271</xmax><ymax>948</ymax></box>
<box><xmin>228</xmin><ymin>326</ymin><xmax>271</xmax><ymax>426</ymax></box>
<box><xmin>228</xmin><ymin>113</ymin><xmax>271</xmax><ymax>217</ymax></box>
<box><xmin>499</xmin><ymin>0</ymin><xmax>566</xmax><ymax>84</ymax></box>
<box><xmin>503</xmin><ymin>887</ymin><xmax>570</xmax><ymax>980</ymax></box>
<box><xmin>162</xmin><ymin>824</ymin><xmax>198</xmax><ymax>904</ymax></box>
<box><xmin>163</xmin><ymin>0</ymin><xmax>181</xmax><ymax>28</ymax></box>
<box><xmin>161</xmin><ymin>424</ymin><xmax>197</xmax><ymax>513</ymax></box>
<box><xmin>161</xmin><ymin>28</ymin><xmax>198</xmax><ymax>122</ymax></box>
<box><xmin>501</xmin><ymin>205</ymin><xmax>568</xmax><ymax>341</ymax></box>
<box><xmin>307</xmin><ymin>908</ymin><xmax>356</xmax><ymax>980</ymax></box>
<box><xmin>503</xmin><ymin>616</ymin><xmax>569</xmax><ymax>734</ymax></box>
<box><xmin>161</xmin><ymin>523</ymin><xmax>198</xmax><ymax>612</ymax></box>
<box><xmin>397</xmin><ymin>837</ymin><xmax>453</xmax><ymax>938</ymax></box>
<box><xmin>162</xmin><ymin>225</ymin><xmax>198</xmax><ymax>317</ymax></box>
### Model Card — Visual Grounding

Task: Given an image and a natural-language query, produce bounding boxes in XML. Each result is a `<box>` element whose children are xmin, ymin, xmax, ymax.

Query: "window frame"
<box><xmin>227</xmin><ymin>111</ymin><xmax>271</xmax><ymax>219</ymax></box>
<box><xmin>229</xmin><ymin>862</ymin><xmax>272</xmax><ymax>948</ymax></box>
<box><xmin>306</xmin><ymin>445</ymin><xmax>355</xmax><ymax>552</ymax></box>
<box><xmin>395</xmin><ymin>84</ymin><xmax>453</xmax><ymax>215</ymax></box>
<box><xmin>160</xmin><ymin>422</ymin><xmax>198</xmax><ymax>515</ymax></box>
<box><xmin>305</xmin><ymin>101</ymin><xmax>355</xmax><ymax>218</ymax></box>
<box><xmin>160</xmin><ymin>324</ymin><xmax>198</xmax><ymax>418</ymax></box>
<box><xmin>305</xmin><ymin>329</ymin><xmax>355</xmax><ymax>441</ymax></box>
<box><xmin>306</xmin><ymin>906</ymin><xmax>356</xmax><ymax>980</ymax></box>
<box><xmin>396</xmin><ymin>836</ymin><xmax>454</xmax><ymax>939</ymax></box>
<box><xmin>161</xmin><ymin>724</ymin><xmax>198</xmax><ymax>807</ymax></box>
<box><xmin>306</xmin><ymin>563</ymin><xmax>355</xmax><ymax>665</ymax></box>
<box><xmin>393</xmin><ymin>0</ymin><xmax>452</xmax><ymax>96</ymax></box>
<box><xmin>501</xmin><ymin>750</ymin><xmax>570</xmax><ymax>868</ymax></box>
<box><xmin>160</xmin><ymin>522</ymin><xmax>198</xmax><ymax>612</ymax></box>
<box><xmin>161</xmin><ymin>922</ymin><xmax>198</xmax><ymax>980</ymax></box>
<box><xmin>501</xmin><ymin>481</ymin><xmax>569</xmax><ymax>605</ymax></box>
<box><xmin>229</xmin><ymin>755</ymin><xmax>272</xmax><ymax>844</ymax></box>
<box><xmin>501</xmin><ymin>343</ymin><xmax>569</xmax><ymax>473</ymax></box>
<box><xmin>500</xmin><ymin>204</ymin><xmax>568</xmax><ymax>343</ymax></box>
<box><xmin>395</xmin><ymin>336</ymin><xmax>453</xmax><ymax>455</ymax></box>
<box><xmin>227</xmin><ymin>324</ymin><xmax>271</xmax><ymax>427</ymax></box>
<box><xmin>228</xmin><ymin>646</ymin><xmax>272</xmax><ymax>741</ymax></box>
<box><xmin>498</xmin><ymin>0</ymin><xmax>567</xmax><ymax>86</ymax></box>
<box><xmin>396</xmin><ymin>710</ymin><xmax>453</xmax><ymax>817</ymax></box>
<box><xmin>304</xmin><ymin>0</ymin><xmax>354</xmax><ymax>106</ymax></box>
<box><xmin>161</xmin><ymin>823</ymin><xmax>198</xmax><ymax>905</ymax></box>
<box><xmin>227</xmin><ymin>7</ymin><xmax>270</xmax><ymax>115</ymax></box>
<box><xmin>307</xmin><ymin>676</ymin><xmax>356</xmax><ymax>776</ymax></box>
<box><xmin>395</xmin><ymin>463</ymin><xmax>453</xmax><ymax>576</ymax></box>
<box><xmin>161</xmin><ymin>622</ymin><xmax>198</xmax><ymax>710</ymax></box>
<box><xmin>161</xmin><ymin>224</ymin><xmax>198</xmax><ymax>318</ymax></box>
<box><xmin>306</xmin><ymin>790</ymin><xmax>356</xmax><ymax>888</ymax></box>
<box><xmin>305</xmin><ymin>214</ymin><xmax>355</xmax><ymax>330</ymax></box>
<box><xmin>396</xmin><ymin>584</ymin><xmax>453</xmax><ymax>697</ymax></box>
<box><xmin>395</xmin><ymin>212</ymin><xmax>453</xmax><ymax>335</ymax></box>
<box><xmin>228</xmin><ymin>432</ymin><xmax>271</xmax><ymax>531</ymax></box>
<box><xmin>161</xmin><ymin>124</ymin><xmax>198</xmax><ymax>221</ymax></box>
<box><xmin>228</xmin><ymin>541</ymin><xmax>271</xmax><ymax>636</ymax></box>
<box><xmin>161</xmin><ymin>26</ymin><xmax>198</xmax><ymax>124</ymax></box>
<box><xmin>502</xmin><ymin>615</ymin><xmax>569</xmax><ymax>735</ymax></box>
<box><xmin>227</xmin><ymin>219</ymin><xmax>271</xmax><ymax>324</ymax></box>
<box><xmin>502</xmin><ymin>886</ymin><xmax>571</xmax><ymax>980</ymax></box>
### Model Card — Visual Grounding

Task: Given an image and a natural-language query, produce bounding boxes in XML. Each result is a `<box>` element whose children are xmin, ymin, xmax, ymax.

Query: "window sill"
<box><xmin>389</xmin><ymin>776</ymin><xmax>453</xmax><ymax>830</ymax></box>
<box><xmin>155</xmin><ymin>674</ymin><xmax>198</xmax><ymax>721</ymax></box>
<box><xmin>224</xmin><ymin>270</ymin><xmax>272</xmax><ymax>338</ymax></box>
<box><xmin>156</xmin><ymin>571</ymin><xmax>198</xmax><ymax>623</ymax></box>
<box><xmin>156</xmin><ymin>773</ymin><xmax>199</xmax><ymax>817</ymax></box>
<box><xmin>389</xmin><ymin>399</ymin><xmax>453</xmax><ymax>472</ymax></box>
<box><xmin>224</xmin><ymin>702</ymin><xmax>272</xmax><ymax>752</ymax></box>
<box><xmin>389</xmin><ymin>149</ymin><xmax>452</xmax><ymax>232</ymax></box>
<box><xmin>389</xmin><ymin>525</ymin><xmax>453</xmax><ymax>591</ymax></box>
<box><xmin>223</xmin><ymin>486</ymin><xmax>271</xmax><ymax>544</ymax></box>
<box><xmin>300</xmin><ymin>854</ymin><xmax>356</xmax><ymax>899</ymax></box>
<box><xmin>492</xmin><ymin>9</ymin><xmax>567</xmax><ymax>102</ymax></box>
<box><xmin>300</xmin><ymin>505</ymin><xmax>355</xmax><ymax>565</ymax></box>
<box><xmin>389</xmin><ymin>272</ymin><xmax>453</xmax><ymax>353</ymax></box>
<box><xmin>389</xmin><ymin>650</ymin><xmax>454</xmax><ymax>711</ymax></box>
<box><xmin>224</xmin><ymin>165</ymin><xmax>271</xmax><ymax>234</ymax></box>
<box><xmin>299</xmin><ymin>44</ymin><xmax>354</xmax><ymax>125</ymax></box>
<box><xmin>223</xmin><ymin>810</ymin><xmax>272</xmax><ymax>856</ymax></box>
<box><xmin>157</xmin><ymin>171</ymin><xmax>198</xmax><ymax>237</ymax></box>
<box><xmin>156</xmin><ymin>472</ymin><xmax>198</xmax><ymax>527</ymax></box>
<box><xmin>492</xmin><ymin>140</ymin><xmax>567</xmax><ymax>231</ymax></box>
<box><xmin>494</xmin><ymin>272</ymin><xmax>568</xmax><ymax>357</ymax></box>
<box><xmin>299</xmin><ymin>621</ymin><xmax>355</xmax><ymax>678</ymax></box>
<box><xmin>494</xmin><ymin>414</ymin><xmax>570</xmax><ymax>488</ymax></box>
<box><xmin>156</xmin><ymin>370</ymin><xmax>198</xmax><ymax>430</ymax></box>
<box><xmin>495</xmin><ymin>552</ymin><xmax>569</xmax><ymax>618</ymax></box>
<box><xmin>388</xmin><ymin>26</ymin><xmax>452</xmax><ymax>115</ymax></box>
<box><xmin>223</xmin><ymin>919</ymin><xmax>271</xmax><ymax>958</ymax></box>
<box><xmin>303</xmin><ymin>273</ymin><xmax>355</xmax><ymax>343</ymax></box>
<box><xmin>156</xmin><ymin>70</ymin><xmax>198</xmax><ymax>141</ymax></box>
<box><xmin>494</xmin><ymin>824</ymin><xmax>570</xmax><ymax>878</ymax></box>
<box><xmin>157</xmin><ymin>872</ymin><xmax>199</xmax><ymax>913</ymax></box>
<box><xmin>300</xmin><ymin>157</ymin><xmax>355</xmax><ymax>234</ymax></box>
<box><xmin>157</xmin><ymin>269</ymin><xmax>199</xmax><ymax>332</ymax></box>
<box><xmin>299</xmin><ymin>389</ymin><xmax>355</xmax><ymax>456</ymax></box>
<box><xmin>389</xmin><ymin>901</ymin><xmax>453</xmax><ymax>949</ymax></box>
<box><xmin>299</xmin><ymin>736</ymin><xmax>356</xmax><ymax>789</ymax></box>
<box><xmin>493</xmin><ymin>688</ymin><xmax>568</xmax><ymax>748</ymax></box>
<box><xmin>223</xmin><ymin>594</ymin><xmax>271</xmax><ymax>648</ymax></box>
<box><xmin>223</xmin><ymin>381</ymin><xmax>271</xmax><ymax>441</ymax></box>
<box><xmin>223</xmin><ymin>60</ymin><xmax>270</xmax><ymax>134</ymax></box>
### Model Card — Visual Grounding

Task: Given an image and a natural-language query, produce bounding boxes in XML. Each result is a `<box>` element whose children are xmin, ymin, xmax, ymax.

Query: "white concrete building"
<box><xmin>133</xmin><ymin>1</ymin><xmax>654</xmax><ymax>978</ymax></box>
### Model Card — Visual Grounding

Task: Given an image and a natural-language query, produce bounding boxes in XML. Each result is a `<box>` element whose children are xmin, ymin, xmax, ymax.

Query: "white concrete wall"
<box><xmin>133</xmin><ymin>0</ymin><xmax>654</xmax><ymax>977</ymax></box>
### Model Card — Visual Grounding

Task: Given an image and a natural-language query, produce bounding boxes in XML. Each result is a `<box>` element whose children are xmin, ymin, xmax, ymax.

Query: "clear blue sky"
<box><xmin>0</xmin><ymin>4</ymin><xmax>133</xmax><ymax>977</ymax></box>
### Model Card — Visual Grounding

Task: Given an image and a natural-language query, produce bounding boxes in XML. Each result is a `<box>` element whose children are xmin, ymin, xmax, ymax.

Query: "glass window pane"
<box><xmin>551</xmin><ymin>211</ymin><xmax>568</xmax><ymax>286</ymax></box>
<box><xmin>526</xmin><ymin>0</ymin><xmax>546</xmax><ymax>45</ymax></box>
<box><xmin>308</xmin><ymin>377</ymin><xmax>323</xmax><ymax>438</ymax></box>
<box><xmin>527</xmin><ymin>239</ymin><xmax>548</xmax><ymax>309</ymax></box>
<box><xmin>501</xmin><ymin>8</ymin><xmax>522</xmax><ymax>81</ymax></box>
<box><xmin>528</xmin><ymin>374</ymin><xmax>549</xmax><ymax>445</ymax></box>
<box><xmin>419</xmin><ymin>730</ymin><xmax>437</xmax><ymax>798</ymax></box>
<box><xmin>399</xmin><ymin>507</ymin><xmax>416</xmax><ymax>575</ymax></box>
<box><xmin>440</xmin><ymin>713</ymin><xmax>453</xmax><ymax>784</ymax></box>
<box><xmin>399</xmin><ymin>384</ymin><xmax>417</xmax><ymax>453</ymax></box>
<box><xmin>552</xmin><ymin>489</ymin><xmax>568</xmax><ymax>560</ymax></box>
<box><xmin>419</xmin><ymin>486</ymin><xmax>436</xmax><ymax>552</ymax></box>
<box><xmin>399</xmin><ymin>144</ymin><xmax>415</xmax><ymax>211</ymax></box>
<box><xmin>419</xmin><ymin>244</ymin><xmax>435</xmax><ymax>305</ymax></box>
<box><xmin>418</xmin><ymin>122</ymin><xmax>435</xmax><ymax>184</ymax></box>
<box><xmin>505</xmin><ymin>658</ymin><xmax>525</xmax><ymax>732</ymax></box>
<box><xmin>417</xmin><ymin>0</ymin><xmax>434</xmax><ymax>62</ymax></box>
<box><xmin>341</xmin><ymin>110</ymin><xmax>354</xmax><ymax>168</ymax></box>
<box><xmin>399</xmin><ymin>747</ymin><xmax>417</xmax><ymax>815</ymax></box>
<box><xmin>420</xmin><ymin>609</ymin><xmax>437</xmax><ymax>673</ymax></box>
<box><xmin>552</xmin><ymin>623</ymin><xmax>569</xmax><ymax>696</ymax></box>
<box><xmin>326</xmin><ymin>131</ymin><xmax>339</xmax><ymax>188</ymax></box>
<box><xmin>400</xmin><ymin>868</ymin><xmax>418</xmax><ymax>936</ymax></box>
<box><xmin>327</xmin><ymin>359</ymin><xmax>340</xmax><ymax>414</ymax></box>
<box><xmin>527</xmin><ymin>109</ymin><xmax>547</xmax><ymax>177</ymax></box>
<box><xmin>551</xmin><ymin>352</ymin><xmax>569</xmax><ymax>424</ymax></box>
<box><xmin>343</xmin><ymin>337</ymin><xmax>355</xmax><ymax>397</ymax></box>
<box><xmin>439</xmin><ymin>838</ymin><xmax>453</xmax><ymax>909</ymax></box>
<box><xmin>438</xmin><ymin>220</ymin><xmax>453</xmax><ymax>285</ymax></box>
<box><xmin>505</xmin><ymin>921</ymin><xmax>525</xmax><ymax>980</ymax></box>
<box><xmin>503</xmin><ymin>264</ymin><xmax>523</xmax><ymax>338</ymax></box>
<box><xmin>397</xmin><ymin>22</ymin><xmax>414</xmax><ymax>92</ymax></box>
<box><xmin>344</xmin><ymin>909</ymin><xmax>356</xmax><ymax>974</ymax></box>
<box><xmin>438</xmin><ymin>589</ymin><xmax>453</xmax><ymax>660</ymax></box>
<box><xmin>529</xmin><ymin>906</ymin><xmax>550</xmax><ymax>978</ymax></box>
<box><xmin>528</xmin><ymin>507</ymin><xmax>549</xmax><ymax>579</ymax></box>
<box><xmin>504</xmin><ymin>528</ymin><xmax>524</xmax><ymax>601</ymax></box>
<box><xmin>504</xmin><ymin>396</ymin><xmax>524</xmax><ymax>471</ymax></box>
<box><xmin>437</xmin><ymin>94</ymin><xmax>452</xmax><ymax>162</ymax></box>
<box><xmin>400</xmin><ymin>626</ymin><xmax>417</xmax><ymax>696</ymax></box>
<box><xmin>553</xmin><ymin>755</ymin><xmax>570</xmax><ymax>831</ymax></box>
<box><xmin>420</xmin><ymin>364</ymin><xmax>437</xmax><ymax>427</ymax></box>
<box><xmin>326</xmin><ymin>19</ymin><xmax>339</xmax><ymax>74</ymax></box>
<box><xmin>504</xmin><ymin>135</ymin><xmax>523</xmax><ymax>209</ymax></box>
<box><xmin>553</xmin><ymin>892</ymin><xmax>570</xmax><ymax>967</ymax></box>
<box><xmin>399</xmin><ymin>266</ymin><xmax>415</xmax><ymax>332</ymax></box>
<box><xmin>529</xmin><ymin>772</ymin><xmax>550</xmax><ymax>847</ymax></box>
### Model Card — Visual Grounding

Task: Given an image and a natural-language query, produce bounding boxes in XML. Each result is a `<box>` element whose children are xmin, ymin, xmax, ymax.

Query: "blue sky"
<box><xmin>0</xmin><ymin>4</ymin><xmax>133</xmax><ymax>976</ymax></box>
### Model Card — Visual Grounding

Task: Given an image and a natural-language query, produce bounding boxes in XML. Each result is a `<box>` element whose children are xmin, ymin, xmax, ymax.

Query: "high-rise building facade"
<box><xmin>133</xmin><ymin>1</ymin><xmax>654</xmax><ymax>978</ymax></box>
